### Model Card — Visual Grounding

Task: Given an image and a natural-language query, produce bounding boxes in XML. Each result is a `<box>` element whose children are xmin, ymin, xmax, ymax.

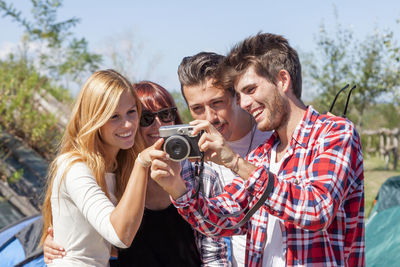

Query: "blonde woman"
<box><xmin>41</xmin><ymin>69</ymin><xmax>159</xmax><ymax>266</ymax></box>
<box><xmin>43</xmin><ymin>81</ymin><xmax>229</xmax><ymax>266</ymax></box>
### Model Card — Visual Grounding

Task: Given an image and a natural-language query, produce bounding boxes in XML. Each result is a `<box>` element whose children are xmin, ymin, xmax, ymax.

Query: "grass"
<box><xmin>364</xmin><ymin>155</ymin><xmax>400</xmax><ymax>218</ymax></box>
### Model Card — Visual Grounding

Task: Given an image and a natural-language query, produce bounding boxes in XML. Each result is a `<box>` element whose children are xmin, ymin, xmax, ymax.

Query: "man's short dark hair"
<box><xmin>177</xmin><ymin>52</ymin><xmax>235</xmax><ymax>102</ymax></box>
<box><xmin>215</xmin><ymin>33</ymin><xmax>302</xmax><ymax>99</ymax></box>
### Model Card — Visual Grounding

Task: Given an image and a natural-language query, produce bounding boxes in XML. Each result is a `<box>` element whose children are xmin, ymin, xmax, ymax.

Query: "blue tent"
<box><xmin>0</xmin><ymin>214</ymin><xmax>45</xmax><ymax>266</ymax></box>
<box><xmin>366</xmin><ymin>175</ymin><xmax>400</xmax><ymax>266</ymax></box>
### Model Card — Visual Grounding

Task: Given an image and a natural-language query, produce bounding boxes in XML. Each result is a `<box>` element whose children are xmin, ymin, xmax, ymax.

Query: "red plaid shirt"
<box><xmin>173</xmin><ymin>106</ymin><xmax>365</xmax><ymax>267</ymax></box>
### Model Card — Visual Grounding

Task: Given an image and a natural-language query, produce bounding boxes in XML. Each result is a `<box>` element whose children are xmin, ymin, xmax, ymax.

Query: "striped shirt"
<box><xmin>173</xmin><ymin>106</ymin><xmax>365</xmax><ymax>267</ymax></box>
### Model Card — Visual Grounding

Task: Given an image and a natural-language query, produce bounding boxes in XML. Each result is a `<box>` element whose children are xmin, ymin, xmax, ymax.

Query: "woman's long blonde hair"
<box><xmin>41</xmin><ymin>69</ymin><xmax>145</xmax><ymax>244</ymax></box>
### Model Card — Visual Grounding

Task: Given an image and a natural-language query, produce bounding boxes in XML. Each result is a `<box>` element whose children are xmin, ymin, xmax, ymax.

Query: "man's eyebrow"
<box><xmin>189</xmin><ymin>104</ymin><xmax>201</xmax><ymax>109</ymax></box>
<box><xmin>239</xmin><ymin>83</ymin><xmax>256</xmax><ymax>92</ymax></box>
<box><xmin>211</xmin><ymin>96</ymin><xmax>225</xmax><ymax>101</ymax></box>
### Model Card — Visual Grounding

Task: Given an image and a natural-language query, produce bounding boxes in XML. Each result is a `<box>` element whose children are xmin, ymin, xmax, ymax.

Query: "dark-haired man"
<box><xmin>177</xmin><ymin>52</ymin><xmax>272</xmax><ymax>266</ymax></box>
<box><xmin>151</xmin><ymin>33</ymin><xmax>365</xmax><ymax>267</ymax></box>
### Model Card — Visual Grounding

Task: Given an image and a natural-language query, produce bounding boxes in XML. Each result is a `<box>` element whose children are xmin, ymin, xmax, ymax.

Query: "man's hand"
<box><xmin>191</xmin><ymin>119</ymin><xmax>257</xmax><ymax>180</ymax></box>
<box><xmin>43</xmin><ymin>227</ymin><xmax>66</xmax><ymax>264</ymax></box>
<box><xmin>190</xmin><ymin>120</ymin><xmax>238</xmax><ymax>169</ymax></box>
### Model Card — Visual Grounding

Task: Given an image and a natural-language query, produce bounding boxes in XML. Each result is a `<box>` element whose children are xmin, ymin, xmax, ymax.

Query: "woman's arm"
<box><xmin>109</xmin><ymin>139</ymin><xmax>164</xmax><ymax>246</ymax></box>
<box><xmin>62</xmin><ymin>139</ymin><xmax>163</xmax><ymax>248</ymax></box>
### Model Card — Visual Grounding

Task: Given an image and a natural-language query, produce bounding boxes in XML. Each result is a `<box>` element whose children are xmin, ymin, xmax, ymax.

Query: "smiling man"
<box><xmin>177</xmin><ymin>52</ymin><xmax>272</xmax><ymax>266</ymax></box>
<box><xmin>152</xmin><ymin>33</ymin><xmax>365</xmax><ymax>267</ymax></box>
<box><xmin>179</xmin><ymin>55</ymin><xmax>251</xmax><ymax>142</ymax></box>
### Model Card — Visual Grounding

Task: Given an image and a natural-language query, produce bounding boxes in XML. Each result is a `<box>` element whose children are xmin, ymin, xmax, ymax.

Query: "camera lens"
<box><xmin>164</xmin><ymin>135</ymin><xmax>190</xmax><ymax>161</ymax></box>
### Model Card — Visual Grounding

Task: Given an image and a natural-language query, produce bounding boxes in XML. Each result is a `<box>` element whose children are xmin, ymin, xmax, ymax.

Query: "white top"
<box><xmin>262</xmin><ymin>142</ymin><xmax>285</xmax><ymax>267</ymax></box>
<box><xmin>210</xmin><ymin>125</ymin><xmax>272</xmax><ymax>267</ymax></box>
<box><xmin>49</xmin><ymin>155</ymin><xmax>126</xmax><ymax>267</ymax></box>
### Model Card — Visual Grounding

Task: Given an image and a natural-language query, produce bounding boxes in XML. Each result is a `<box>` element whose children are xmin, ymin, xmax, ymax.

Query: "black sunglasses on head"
<box><xmin>140</xmin><ymin>107</ymin><xmax>177</xmax><ymax>127</ymax></box>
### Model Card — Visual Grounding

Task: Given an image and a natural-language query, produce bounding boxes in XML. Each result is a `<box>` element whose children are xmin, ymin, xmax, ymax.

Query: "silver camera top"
<box><xmin>159</xmin><ymin>124</ymin><xmax>197</xmax><ymax>138</ymax></box>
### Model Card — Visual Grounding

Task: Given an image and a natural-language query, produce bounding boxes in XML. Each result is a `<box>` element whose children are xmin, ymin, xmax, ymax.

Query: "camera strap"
<box><xmin>192</xmin><ymin>155</ymin><xmax>274</xmax><ymax>229</ymax></box>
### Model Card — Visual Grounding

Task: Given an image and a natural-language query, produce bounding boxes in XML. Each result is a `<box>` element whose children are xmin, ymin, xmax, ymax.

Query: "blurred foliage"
<box><xmin>0</xmin><ymin>55</ymin><xmax>65</xmax><ymax>159</ymax></box>
<box><xmin>171</xmin><ymin>91</ymin><xmax>193</xmax><ymax>123</ymax></box>
<box><xmin>0</xmin><ymin>0</ymin><xmax>104</xmax><ymax>159</ymax></box>
<box><xmin>0</xmin><ymin>0</ymin><xmax>102</xmax><ymax>86</ymax></box>
<box><xmin>302</xmin><ymin>11</ymin><xmax>400</xmax><ymax>129</ymax></box>
<box><xmin>102</xmin><ymin>31</ymin><xmax>145</xmax><ymax>82</ymax></box>
<box><xmin>0</xmin><ymin>144</ymin><xmax>11</xmax><ymax>182</ymax></box>
<box><xmin>7</xmin><ymin>168</ymin><xmax>24</xmax><ymax>184</ymax></box>
<box><xmin>362</xmin><ymin>103</ymin><xmax>400</xmax><ymax>130</ymax></box>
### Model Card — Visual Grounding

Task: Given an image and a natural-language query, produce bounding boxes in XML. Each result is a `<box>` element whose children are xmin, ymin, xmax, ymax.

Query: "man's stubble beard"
<box><xmin>259</xmin><ymin>88</ymin><xmax>289</xmax><ymax>132</ymax></box>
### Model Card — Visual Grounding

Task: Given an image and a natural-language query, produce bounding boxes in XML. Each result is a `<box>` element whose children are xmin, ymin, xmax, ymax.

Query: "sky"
<box><xmin>1</xmin><ymin>0</ymin><xmax>399</xmax><ymax>98</ymax></box>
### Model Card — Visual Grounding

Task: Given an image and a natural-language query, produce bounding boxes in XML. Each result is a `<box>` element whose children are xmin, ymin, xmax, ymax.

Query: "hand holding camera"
<box><xmin>159</xmin><ymin>122</ymin><xmax>239</xmax><ymax>169</ymax></box>
<box><xmin>156</xmin><ymin>122</ymin><xmax>235</xmax><ymax>199</ymax></box>
<box><xmin>188</xmin><ymin>120</ymin><xmax>238</xmax><ymax>168</ymax></box>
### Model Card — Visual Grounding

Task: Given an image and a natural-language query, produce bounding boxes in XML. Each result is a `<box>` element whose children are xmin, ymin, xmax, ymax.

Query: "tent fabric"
<box><xmin>0</xmin><ymin>238</ymin><xmax>25</xmax><ymax>266</ymax></box>
<box><xmin>15</xmin><ymin>216</ymin><xmax>43</xmax><ymax>259</ymax></box>
<box><xmin>375</xmin><ymin>175</ymin><xmax>400</xmax><ymax>212</ymax></box>
<box><xmin>0</xmin><ymin>215</ymin><xmax>40</xmax><ymax>247</ymax></box>
<box><xmin>366</xmin><ymin>175</ymin><xmax>400</xmax><ymax>267</ymax></box>
<box><xmin>0</xmin><ymin>214</ymin><xmax>45</xmax><ymax>267</ymax></box>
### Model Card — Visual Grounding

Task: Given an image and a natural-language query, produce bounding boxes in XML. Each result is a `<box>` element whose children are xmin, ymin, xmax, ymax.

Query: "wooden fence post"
<box><xmin>362</xmin><ymin>128</ymin><xmax>399</xmax><ymax>171</ymax></box>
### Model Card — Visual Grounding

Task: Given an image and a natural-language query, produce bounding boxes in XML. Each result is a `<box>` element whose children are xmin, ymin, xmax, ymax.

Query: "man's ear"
<box><xmin>277</xmin><ymin>70</ymin><xmax>291</xmax><ymax>93</ymax></box>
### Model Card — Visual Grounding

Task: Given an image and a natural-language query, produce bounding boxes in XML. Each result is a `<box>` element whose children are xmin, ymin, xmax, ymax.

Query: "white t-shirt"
<box><xmin>50</xmin><ymin>156</ymin><xmax>126</xmax><ymax>267</ymax></box>
<box><xmin>210</xmin><ymin>126</ymin><xmax>272</xmax><ymax>267</ymax></box>
<box><xmin>262</xmin><ymin>142</ymin><xmax>285</xmax><ymax>267</ymax></box>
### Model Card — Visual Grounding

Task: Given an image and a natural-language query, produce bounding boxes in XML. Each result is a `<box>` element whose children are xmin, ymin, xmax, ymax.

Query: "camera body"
<box><xmin>159</xmin><ymin>124</ymin><xmax>202</xmax><ymax>162</ymax></box>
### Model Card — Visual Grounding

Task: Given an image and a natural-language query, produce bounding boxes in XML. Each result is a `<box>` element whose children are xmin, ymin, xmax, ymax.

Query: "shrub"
<box><xmin>0</xmin><ymin>55</ymin><xmax>70</xmax><ymax>159</ymax></box>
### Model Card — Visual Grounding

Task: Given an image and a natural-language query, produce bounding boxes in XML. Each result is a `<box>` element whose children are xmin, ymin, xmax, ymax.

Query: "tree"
<box><xmin>98</xmin><ymin>31</ymin><xmax>193</xmax><ymax>121</ymax></box>
<box><xmin>302</xmin><ymin>21</ymin><xmax>354</xmax><ymax>111</ymax></box>
<box><xmin>0</xmin><ymin>0</ymin><xmax>100</xmax><ymax>158</ymax></box>
<box><xmin>101</xmin><ymin>31</ymin><xmax>145</xmax><ymax>82</ymax></box>
<box><xmin>99</xmin><ymin>30</ymin><xmax>164</xmax><ymax>86</ymax></box>
<box><xmin>0</xmin><ymin>55</ymin><xmax>65</xmax><ymax>159</ymax></box>
<box><xmin>350</xmin><ymin>30</ymin><xmax>399</xmax><ymax>128</ymax></box>
<box><xmin>0</xmin><ymin>0</ymin><xmax>102</xmax><ymax>87</ymax></box>
<box><xmin>303</xmin><ymin>13</ymin><xmax>399</xmax><ymax>129</ymax></box>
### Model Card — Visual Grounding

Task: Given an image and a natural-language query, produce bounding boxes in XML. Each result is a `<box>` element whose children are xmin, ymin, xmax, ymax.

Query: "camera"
<box><xmin>159</xmin><ymin>124</ymin><xmax>203</xmax><ymax>162</ymax></box>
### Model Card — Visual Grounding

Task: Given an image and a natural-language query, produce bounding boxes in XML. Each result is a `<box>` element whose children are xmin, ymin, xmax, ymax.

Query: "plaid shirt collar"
<box><xmin>263</xmin><ymin>105</ymin><xmax>320</xmax><ymax>153</ymax></box>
